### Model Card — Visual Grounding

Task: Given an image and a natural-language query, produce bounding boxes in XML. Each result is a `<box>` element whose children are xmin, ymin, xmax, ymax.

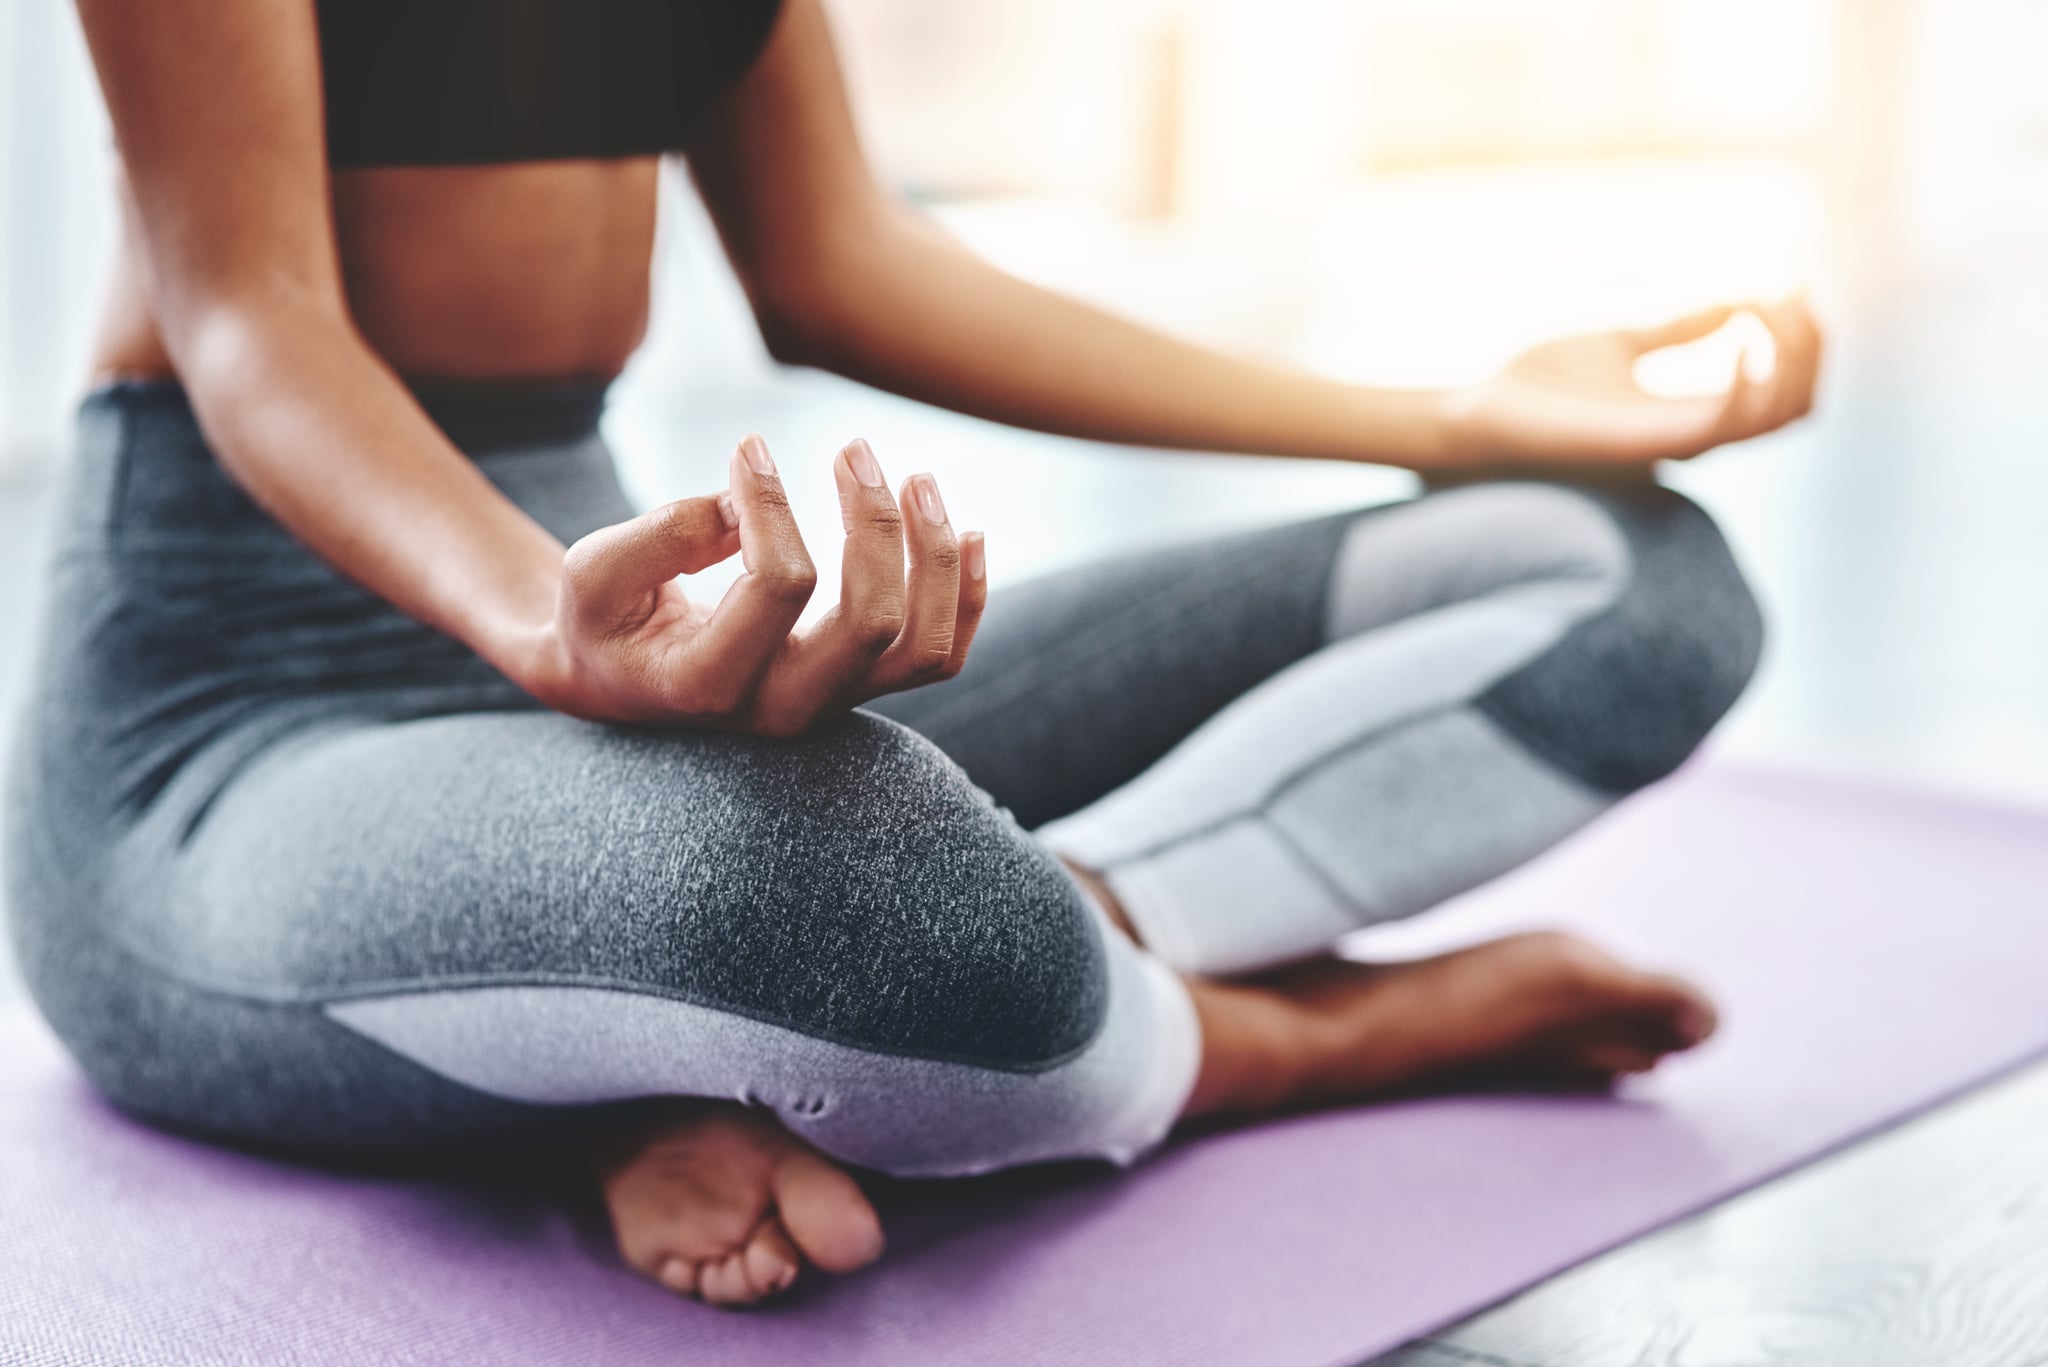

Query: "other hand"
<box><xmin>1440</xmin><ymin>296</ymin><xmax>1823</xmax><ymax>473</ymax></box>
<box><xmin>527</xmin><ymin>434</ymin><xmax>985</xmax><ymax>735</ymax></box>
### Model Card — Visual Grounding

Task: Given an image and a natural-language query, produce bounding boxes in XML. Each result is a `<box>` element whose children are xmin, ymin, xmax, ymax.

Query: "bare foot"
<box><xmin>588</xmin><ymin>1103</ymin><xmax>884</xmax><ymax>1308</ymax></box>
<box><xmin>1183</xmin><ymin>930</ymin><xmax>1718</xmax><ymax>1119</ymax></box>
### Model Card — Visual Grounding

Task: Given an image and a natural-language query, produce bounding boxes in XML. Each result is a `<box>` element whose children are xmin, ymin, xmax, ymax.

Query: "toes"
<box><xmin>1624</xmin><ymin>973</ymin><xmax>1718</xmax><ymax>1050</ymax></box>
<box><xmin>699</xmin><ymin>1249</ymin><xmax>757</xmax><ymax>1307</ymax></box>
<box><xmin>1530</xmin><ymin>934</ymin><xmax>1719</xmax><ymax>1053</ymax></box>
<box><xmin>1667</xmin><ymin>982</ymin><xmax>1719</xmax><ymax>1045</ymax></box>
<box><xmin>1511</xmin><ymin>929</ymin><xmax>1620</xmax><ymax>989</ymax></box>
<box><xmin>1545</xmin><ymin>1065</ymin><xmax>1626</xmax><ymax>1093</ymax></box>
<box><xmin>1578</xmin><ymin>1041</ymin><xmax>1667</xmax><ymax>1076</ymax></box>
<box><xmin>773</xmin><ymin>1145</ymin><xmax>885</xmax><ymax>1274</ymax></box>
<box><xmin>593</xmin><ymin>1106</ymin><xmax>881</xmax><ymax>1304</ymax></box>
<box><xmin>616</xmin><ymin>1203</ymin><xmax>760</xmax><ymax>1287</ymax></box>
<box><xmin>656</xmin><ymin>1256</ymin><xmax>700</xmax><ymax>1298</ymax></box>
<box><xmin>641</xmin><ymin>1223</ymin><xmax>798</xmax><ymax>1308</ymax></box>
<box><xmin>743</xmin><ymin>1217</ymin><xmax>802</xmax><ymax>1299</ymax></box>
<box><xmin>605</xmin><ymin>1160</ymin><xmax>766</xmax><ymax>1276</ymax></box>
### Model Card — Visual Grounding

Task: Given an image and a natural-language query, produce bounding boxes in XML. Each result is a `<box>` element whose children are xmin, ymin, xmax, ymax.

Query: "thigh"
<box><xmin>868</xmin><ymin>509</ymin><xmax>1361</xmax><ymax>828</ymax></box>
<box><xmin>72</xmin><ymin>709</ymin><xmax>1109</xmax><ymax>1158</ymax></box>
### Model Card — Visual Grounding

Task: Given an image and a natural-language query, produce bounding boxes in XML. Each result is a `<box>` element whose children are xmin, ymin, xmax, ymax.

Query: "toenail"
<box><xmin>657</xmin><ymin>1257</ymin><xmax>690</xmax><ymax>1291</ymax></box>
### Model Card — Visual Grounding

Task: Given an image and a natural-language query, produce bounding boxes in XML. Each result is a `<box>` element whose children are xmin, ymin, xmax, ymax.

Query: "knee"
<box><xmin>1476</xmin><ymin>482</ymin><xmax>1763</xmax><ymax>793</ymax></box>
<box><xmin>679</xmin><ymin>713</ymin><xmax>1111</xmax><ymax>1073</ymax></box>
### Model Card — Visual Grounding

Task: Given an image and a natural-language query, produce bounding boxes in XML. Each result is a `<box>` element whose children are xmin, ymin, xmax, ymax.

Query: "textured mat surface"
<box><xmin>5</xmin><ymin>767</ymin><xmax>2048</xmax><ymax>1367</ymax></box>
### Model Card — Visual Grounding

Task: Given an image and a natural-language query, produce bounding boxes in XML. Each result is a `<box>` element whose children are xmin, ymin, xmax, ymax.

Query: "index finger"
<box><xmin>560</xmin><ymin>494</ymin><xmax>739</xmax><ymax>634</ymax></box>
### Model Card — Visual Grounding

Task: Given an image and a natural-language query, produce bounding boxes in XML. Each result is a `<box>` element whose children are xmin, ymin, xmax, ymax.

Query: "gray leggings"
<box><xmin>3</xmin><ymin>382</ymin><xmax>1761</xmax><ymax>1176</ymax></box>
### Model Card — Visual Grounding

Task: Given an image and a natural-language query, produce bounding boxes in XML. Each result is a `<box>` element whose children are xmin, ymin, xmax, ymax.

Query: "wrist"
<box><xmin>496</xmin><ymin>614</ymin><xmax>575</xmax><ymax>709</ymax></box>
<box><xmin>1428</xmin><ymin>384</ymin><xmax>1487</xmax><ymax>473</ymax></box>
<box><xmin>1339</xmin><ymin>384</ymin><xmax>1463</xmax><ymax>472</ymax></box>
<box><xmin>462</xmin><ymin>548</ymin><xmax>573</xmax><ymax>705</ymax></box>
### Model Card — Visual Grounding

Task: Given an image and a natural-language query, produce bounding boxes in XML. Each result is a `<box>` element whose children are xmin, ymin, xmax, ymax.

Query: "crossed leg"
<box><xmin>592</xmin><ymin>916</ymin><xmax>1716</xmax><ymax>1306</ymax></box>
<box><xmin>598</xmin><ymin>480</ymin><xmax>1758</xmax><ymax>1305</ymax></box>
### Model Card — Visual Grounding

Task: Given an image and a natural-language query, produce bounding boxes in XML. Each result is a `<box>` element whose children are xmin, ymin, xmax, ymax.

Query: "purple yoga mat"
<box><xmin>5</xmin><ymin>767</ymin><xmax>2048</xmax><ymax>1366</ymax></box>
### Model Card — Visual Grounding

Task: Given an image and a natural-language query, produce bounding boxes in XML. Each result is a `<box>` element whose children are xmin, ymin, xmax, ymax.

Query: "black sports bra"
<box><xmin>316</xmin><ymin>0</ymin><xmax>785</xmax><ymax>168</ymax></box>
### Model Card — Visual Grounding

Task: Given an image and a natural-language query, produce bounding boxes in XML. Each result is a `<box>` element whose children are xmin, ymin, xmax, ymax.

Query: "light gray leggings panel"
<box><xmin>1038</xmin><ymin>481</ymin><xmax>1762</xmax><ymax>974</ymax></box>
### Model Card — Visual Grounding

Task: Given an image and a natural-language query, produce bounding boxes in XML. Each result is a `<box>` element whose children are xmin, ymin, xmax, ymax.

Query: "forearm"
<box><xmin>78</xmin><ymin>0</ymin><xmax>571</xmax><ymax>696</ymax></box>
<box><xmin>177</xmin><ymin>305</ymin><xmax>564</xmax><ymax>681</ymax></box>
<box><xmin>766</xmin><ymin>204</ymin><xmax>1452</xmax><ymax>469</ymax></box>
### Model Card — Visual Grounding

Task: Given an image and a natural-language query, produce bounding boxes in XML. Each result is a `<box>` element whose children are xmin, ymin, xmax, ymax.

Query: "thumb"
<box><xmin>561</xmin><ymin>495</ymin><xmax>740</xmax><ymax>630</ymax></box>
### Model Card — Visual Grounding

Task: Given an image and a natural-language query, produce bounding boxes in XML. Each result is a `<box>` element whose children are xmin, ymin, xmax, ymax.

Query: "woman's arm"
<box><xmin>688</xmin><ymin>0</ymin><xmax>1821</xmax><ymax>473</ymax></box>
<box><xmin>77</xmin><ymin>0</ymin><xmax>980</xmax><ymax>735</ymax></box>
<box><xmin>80</xmin><ymin>0</ymin><xmax>573</xmax><ymax>675</ymax></box>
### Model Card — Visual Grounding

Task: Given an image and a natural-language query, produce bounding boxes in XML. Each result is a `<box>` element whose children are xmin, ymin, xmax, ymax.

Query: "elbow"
<box><xmin>167</xmin><ymin>285</ymin><xmax>352</xmax><ymax>404</ymax></box>
<box><xmin>153</xmin><ymin>290</ymin><xmax>363</xmax><ymax>466</ymax></box>
<box><xmin>173</xmin><ymin>304</ymin><xmax>276</xmax><ymax>399</ymax></box>
<box><xmin>753</xmin><ymin>293</ymin><xmax>824</xmax><ymax>368</ymax></box>
<box><xmin>738</xmin><ymin>202</ymin><xmax>903</xmax><ymax>372</ymax></box>
<box><xmin>749</xmin><ymin>270</ymin><xmax>844</xmax><ymax>370</ymax></box>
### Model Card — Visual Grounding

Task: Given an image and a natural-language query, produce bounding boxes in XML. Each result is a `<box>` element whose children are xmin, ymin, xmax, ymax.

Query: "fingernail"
<box><xmin>915</xmin><ymin>475</ymin><xmax>947</xmax><ymax>525</ymax></box>
<box><xmin>716</xmin><ymin>492</ymin><xmax>738</xmax><ymax>529</ymax></box>
<box><xmin>740</xmin><ymin>434</ymin><xmax>776</xmax><ymax>477</ymax></box>
<box><xmin>963</xmin><ymin>533</ymin><xmax>985</xmax><ymax>582</ymax></box>
<box><xmin>845</xmin><ymin>438</ymin><xmax>885</xmax><ymax>489</ymax></box>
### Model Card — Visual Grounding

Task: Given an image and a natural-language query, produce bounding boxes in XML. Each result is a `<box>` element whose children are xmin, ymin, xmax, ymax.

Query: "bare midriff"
<box><xmin>92</xmin><ymin>158</ymin><xmax>663</xmax><ymax>383</ymax></box>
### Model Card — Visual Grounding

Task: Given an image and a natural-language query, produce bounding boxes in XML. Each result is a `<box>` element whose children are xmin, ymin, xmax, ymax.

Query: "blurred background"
<box><xmin>4</xmin><ymin>0</ymin><xmax>2047</xmax><ymax>833</ymax></box>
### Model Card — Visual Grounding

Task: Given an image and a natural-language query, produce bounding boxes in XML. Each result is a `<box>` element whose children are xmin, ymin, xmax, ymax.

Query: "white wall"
<box><xmin>0</xmin><ymin>0</ymin><xmax>114</xmax><ymax>479</ymax></box>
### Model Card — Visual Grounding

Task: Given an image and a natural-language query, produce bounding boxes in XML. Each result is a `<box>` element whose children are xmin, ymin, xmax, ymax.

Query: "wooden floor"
<box><xmin>1368</xmin><ymin>1055</ymin><xmax>2048</xmax><ymax>1367</ymax></box>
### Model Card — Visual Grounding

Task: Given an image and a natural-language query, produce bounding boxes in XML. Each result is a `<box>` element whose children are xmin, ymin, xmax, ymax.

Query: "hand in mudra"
<box><xmin>1442</xmin><ymin>295</ymin><xmax>1823</xmax><ymax>472</ymax></box>
<box><xmin>530</xmin><ymin>434</ymin><xmax>983</xmax><ymax>735</ymax></box>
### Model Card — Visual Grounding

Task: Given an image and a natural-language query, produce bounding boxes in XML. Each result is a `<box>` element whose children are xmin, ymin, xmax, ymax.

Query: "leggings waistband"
<box><xmin>81</xmin><ymin>377</ymin><xmax>612</xmax><ymax>457</ymax></box>
<box><xmin>59</xmin><ymin>378</ymin><xmax>622</xmax><ymax>547</ymax></box>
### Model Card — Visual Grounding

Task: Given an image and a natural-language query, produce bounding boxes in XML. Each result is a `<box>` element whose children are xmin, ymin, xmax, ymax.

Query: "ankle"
<box><xmin>1060</xmin><ymin>857</ymin><xmax>1145</xmax><ymax>947</ymax></box>
<box><xmin>1182</xmin><ymin>978</ymin><xmax>1317</xmax><ymax>1119</ymax></box>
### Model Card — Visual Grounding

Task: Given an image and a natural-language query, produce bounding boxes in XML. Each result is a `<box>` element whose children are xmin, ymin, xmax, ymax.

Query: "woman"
<box><xmin>8</xmin><ymin>0</ymin><xmax>1817</xmax><ymax>1309</ymax></box>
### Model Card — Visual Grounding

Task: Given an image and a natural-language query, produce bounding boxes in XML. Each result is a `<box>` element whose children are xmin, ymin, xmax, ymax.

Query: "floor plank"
<box><xmin>1366</xmin><ymin>1056</ymin><xmax>2048</xmax><ymax>1367</ymax></box>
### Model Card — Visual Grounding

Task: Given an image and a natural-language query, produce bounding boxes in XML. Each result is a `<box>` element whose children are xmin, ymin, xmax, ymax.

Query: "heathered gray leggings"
<box><xmin>3</xmin><ymin>381</ymin><xmax>1762</xmax><ymax>1176</ymax></box>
